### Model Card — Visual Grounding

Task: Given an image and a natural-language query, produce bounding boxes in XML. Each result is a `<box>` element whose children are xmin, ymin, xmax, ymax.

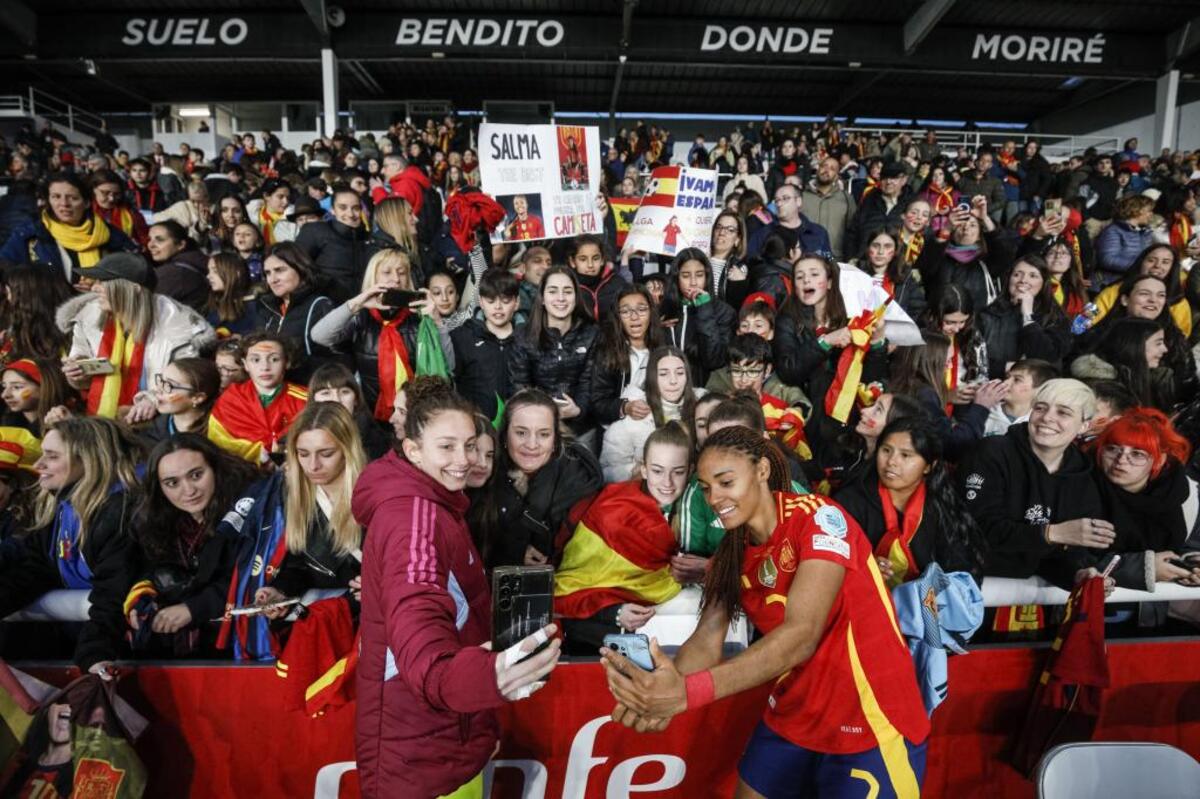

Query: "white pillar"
<box><xmin>1154</xmin><ymin>69</ymin><xmax>1180</xmax><ymax>153</ymax></box>
<box><xmin>321</xmin><ymin>48</ymin><xmax>339</xmax><ymax>138</ymax></box>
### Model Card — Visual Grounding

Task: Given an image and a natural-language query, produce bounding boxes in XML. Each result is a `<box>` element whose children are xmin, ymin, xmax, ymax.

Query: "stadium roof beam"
<box><xmin>1165</xmin><ymin>17</ymin><xmax>1199</xmax><ymax>70</ymax></box>
<box><xmin>299</xmin><ymin>0</ymin><xmax>330</xmax><ymax>41</ymax></box>
<box><xmin>903</xmin><ymin>0</ymin><xmax>956</xmax><ymax>55</ymax></box>
<box><xmin>828</xmin><ymin>71</ymin><xmax>889</xmax><ymax>117</ymax></box>
<box><xmin>608</xmin><ymin>0</ymin><xmax>637</xmax><ymax>134</ymax></box>
<box><xmin>0</xmin><ymin>1</ymin><xmax>36</xmax><ymax>49</ymax></box>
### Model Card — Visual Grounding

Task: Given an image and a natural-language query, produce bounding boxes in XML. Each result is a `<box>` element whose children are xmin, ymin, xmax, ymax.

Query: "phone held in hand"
<box><xmin>603</xmin><ymin>633</ymin><xmax>655</xmax><ymax>672</ymax></box>
<box><xmin>1043</xmin><ymin>198</ymin><xmax>1062</xmax><ymax>217</ymax></box>
<box><xmin>492</xmin><ymin>565</ymin><xmax>554</xmax><ymax>663</ymax></box>
<box><xmin>75</xmin><ymin>358</ymin><xmax>115</xmax><ymax>376</ymax></box>
<box><xmin>382</xmin><ymin>288</ymin><xmax>423</xmax><ymax>308</ymax></box>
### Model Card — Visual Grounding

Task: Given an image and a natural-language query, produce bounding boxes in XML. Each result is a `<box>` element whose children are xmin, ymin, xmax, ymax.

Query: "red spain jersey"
<box><xmin>740</xmin><ymin>492</ymin><xmax>930</xmax><ymax>754</ymax></box>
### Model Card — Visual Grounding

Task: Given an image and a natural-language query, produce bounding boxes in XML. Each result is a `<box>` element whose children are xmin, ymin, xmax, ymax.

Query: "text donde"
<box><xmin>395</xmin><ymin>18</ymin><xmax>565</xmax><ymax>48</ymax></box>
<box><xmin>700</xmin><ymin>24</ymin><xmax>834</xmax><ymax>55</ymax></box>
<box><xmin>122</xmin><ymin>17</ymin><xmax>249</xmax><ymax>47</ymax></box>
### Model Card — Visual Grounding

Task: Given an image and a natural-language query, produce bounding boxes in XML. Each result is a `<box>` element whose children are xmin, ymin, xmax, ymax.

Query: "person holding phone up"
<box><xmin>600</xmin><ymin>425</ymin><xmax>930</xmax><ymax>799</ymax></box>
<box><xmin>311</xmin><ymin>248</ymin><xmax>424</xmax><ymax>420</ymax></box>
<box><xmin>353</xmin><ymin>377</ymin><xmax>560</xmax><ymax>799</ymax></box>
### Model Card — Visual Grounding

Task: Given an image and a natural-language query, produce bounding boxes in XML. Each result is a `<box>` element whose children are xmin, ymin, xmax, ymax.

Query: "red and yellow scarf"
<box><xmin>258</xmin><ymin>206</ymin><xmax>285</xmax><ymax>247</ymax></box>
<box><xmin>944</xmin><ymin>337</ymin><xmax>960</xmax><ymax>417</ymax></box>
<box><xmin>901</xmin><ymin>230</ymin><xmax>925</xmax><ymax>267</ymax></box>
<box><xmin>372</xmin><ymin>309</ymin><xmax>414</xmax><ymax>421</ymax></box>
<box><xmin>824</xmin><ymin>305</ymin><xmax>886</xmax><ymax>424</ymax></box>
<box><xmin>1170</xmin><ymin>213</ymin><xmax>1193</xmax><ymax>259</ymax></box>
<box><xmin>860</xmin><ymin>177</ymin><xmax>879</xmax><ymax>199</ymax></box>
<box><xmin>93</xmin><ymin>201</ymin><xmax>135</xmax><ymax>238</ymax></box>
<box><xmin>876</xmin><ymin>481</ymin><xmax>925</xmax><ymax>588</ymax></box>
<box><xmin>85</xmin><ymin>318</ymin><xmax>146</xmax><ymax>418</ymax></box>
<box><xmin>760</xmin><ymin>393</ymin><xmax>812</xmax><ymax>461</ymax></box>
<box><xmin>929</xmin><ymin>185</ymin><xmax>955</xmax><ymax>215</ymax></box>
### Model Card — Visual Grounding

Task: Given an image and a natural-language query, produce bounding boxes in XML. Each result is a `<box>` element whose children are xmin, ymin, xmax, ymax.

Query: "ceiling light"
<box><xmin>178</xmin><ymin>107</ymin><xmax>212</xmax><ymax>118</ymax></box>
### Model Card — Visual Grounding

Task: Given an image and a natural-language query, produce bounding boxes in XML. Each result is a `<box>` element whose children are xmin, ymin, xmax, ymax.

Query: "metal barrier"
<box><xmin>0</xmin><ymin>87</ymin><xmax>106</xmax><ymax>139</ymax></box>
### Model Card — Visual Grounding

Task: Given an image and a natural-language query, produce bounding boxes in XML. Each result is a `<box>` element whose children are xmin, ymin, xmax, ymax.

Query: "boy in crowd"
<box><xmin>1082</xmin><ymin>380</ymin><xmax>1138</xmax><ymax>444</ymax></box>
<box><xmin>447</xmin><ymin>270</ymin><xmax>520</xmax><ymax>422</ymax></box>
<box><xmin>706</xmin><ymin>333</ymin><xmax>812</xmax><ymax>422</ymax></box>
<box><xmin>736</xmin><ymin>295</ymin><xmax>777</xmax><ymax>341</ymax></box>
<box><xmin>984</xmin><ymin>359</ymin><xmax>1057</xmax><ymax>438</ymax></box>
<box><xmin>514</xmin><ymin>245</ymin><xmax>551</xmax><ymax>326</ymax></box>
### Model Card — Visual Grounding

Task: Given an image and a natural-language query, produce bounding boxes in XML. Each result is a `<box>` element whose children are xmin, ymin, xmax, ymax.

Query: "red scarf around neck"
<box><xmin>876</xmin><ymin>480</ymin><xmax>926</xmax><ymax>587</ymax></box>
<box><xmin>371</xmin><ymin>309</ymin><xmax>414</xmax><ymax>421</ymax></box>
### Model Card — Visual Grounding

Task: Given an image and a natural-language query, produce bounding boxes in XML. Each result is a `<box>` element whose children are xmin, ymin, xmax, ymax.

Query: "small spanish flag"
<box><xmin>555</xmin><ymin>481</ymin><xmax>681</xmax><ymax>619</ymax></box>
<box><xmin>825</xmin><ymin>304</ymin><xmax>886</xmax><ymax>424</ymax></box>
<box><xmin>609</xmin><ymin>198</ymin><xmax>641</xmax><ymax>248</ymax></box>
<box><xmin>760</xmin><ymin>393</ymin><xmax>812</xmax><ymax>461</ymax></box>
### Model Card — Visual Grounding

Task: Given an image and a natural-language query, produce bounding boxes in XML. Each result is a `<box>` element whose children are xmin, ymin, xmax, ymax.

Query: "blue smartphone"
<box><xmin>603</xmin><ymin>633</ymin><xmax>655</xmax><ymax>672</ymax></box>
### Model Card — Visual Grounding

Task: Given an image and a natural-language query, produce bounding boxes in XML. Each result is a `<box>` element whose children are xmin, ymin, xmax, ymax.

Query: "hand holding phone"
<box><xmin>603</xmin><ymin>633</ymin><xmax>655</xmax><ymax>672</ymax></box>
<box><xmin>75</xmin><ymin>357</ymin><xmax>115</xmax><ymax>376</ymax></box>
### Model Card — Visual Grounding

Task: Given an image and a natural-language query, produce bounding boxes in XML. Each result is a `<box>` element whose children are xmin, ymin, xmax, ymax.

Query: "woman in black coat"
<box><xmin>916</xmin><ymin>200</ymin><xmax>1018</xmax><ymax>314</ymax></box>
<box><xmin>975</xmin><ymin>255</ymin><xmax>1072</xmax><ymax>379</ymax></box>
<box><xmin>658</xmin><ymin>248</ymin><xmax>736</xmax><ymax>387</ymax></box>
<box><xmin>507</xmin><ymin>265</ymin><xmax>600</xmax><ymax>440</ymax></box>
<box><xmin>256</xmin><ymin>242</ymin><xmax>345</xmax><ymax>384</ymax></box>
<box><xmin>472</xmin><ymin>390</ymin><xmax>603</xmax><ymax>569</ymax></box>
<box><xmin>127</xmin><ymin>434</ymin><xmax>259</xmax><ymax>656</ymax></box>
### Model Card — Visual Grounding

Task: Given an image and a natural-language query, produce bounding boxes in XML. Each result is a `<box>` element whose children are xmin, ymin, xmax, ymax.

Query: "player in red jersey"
<box><xmin>602</xmin><ymin>425</ymin><xmax>930</xmax><ymax>798</ymax></box>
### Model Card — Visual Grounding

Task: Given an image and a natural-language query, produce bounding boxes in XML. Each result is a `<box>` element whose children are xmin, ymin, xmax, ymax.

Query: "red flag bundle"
<box><xmin>1011</xmin><ymin>577</ymin><xmax>1110</xmax><ymax>775</ymax></box>
<box><xmin>276</xmin><ymin>597</ymin><xmax>359</xmax><ymax>717</ymax></box>
<box><xmin>760</xmin><ymin>393</ymin><xmax>812</xmax><ymax>461</ymax></box>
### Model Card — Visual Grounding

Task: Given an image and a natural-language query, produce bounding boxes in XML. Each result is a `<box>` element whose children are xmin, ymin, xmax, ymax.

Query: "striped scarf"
<box><xmin>371</xmin><ymin>309</ymin><xmax>414</xmax><ymax>421</ymax></box>
<box><xmin>901</xmin><ymin>231</ymin><xmax>925</xmax><ymax>267</ymax></box>
<box><xmin>877</xmin><ymin>481</ymin><xmax>925</xmax><ymax>589</ymax></box>
<box><xmin>85</xmin><ymin>318</ymin><xmax>146</xmax><ymax>418</ymax></box>
<box><xmin>258</xmin><ymin>205</ymin><xmax>285</xmax><ymax>247</ymax></box>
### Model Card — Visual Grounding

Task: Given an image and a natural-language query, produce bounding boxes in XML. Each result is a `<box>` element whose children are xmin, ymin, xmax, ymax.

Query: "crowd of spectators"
<box><xmin>0</xmin><ymin>114</ymin><xmax>1198</xmax><ymax>679</ymax></box>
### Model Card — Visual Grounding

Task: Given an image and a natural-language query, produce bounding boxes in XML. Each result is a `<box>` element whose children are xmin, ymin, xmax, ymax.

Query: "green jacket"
<box><xmin>677</xmin><ymin>474</ymin><xmax>808</xmax><ymax>557</ymax></box>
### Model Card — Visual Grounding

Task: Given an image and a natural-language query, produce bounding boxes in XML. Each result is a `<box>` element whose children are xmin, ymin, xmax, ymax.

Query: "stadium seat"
<box><xmin>1036</xmin><ymin>742</ymin><xmax>1200</xmax><ymax>799</ymax></box>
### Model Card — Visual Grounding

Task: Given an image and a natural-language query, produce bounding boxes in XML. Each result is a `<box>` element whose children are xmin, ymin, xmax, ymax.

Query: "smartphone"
<box><xmin>382</xmin><ymin>288</ymin><xmax>423</xmax><ymax>308</ymax></box>
<box><xmin>75</xmin><ymin>358</ymin><xmax>115</xmax><ymax>376</ymax></box>
<box><xmin>1043</xmin><ymin>198</ymin><xmax>1062</xmax><ymax>217</ymax></box>
<box><xmin>955</xmin><ymin>202</ymin><xmax>971</xmax><ymax>213</ymax></box>
<box><xmin>492</xmin><ymin>565</ymin><xmax>554</xmax><ymax>661</ymax></box>
<box><xmin>603</xmin><ymin>633</ymin><xmax>655</xmax><ymax>672</ymax></box>
<box><xmin>1168</xmin><ymin>553</ymin><xmax>1200</xmax><ymax>569</ymax></box>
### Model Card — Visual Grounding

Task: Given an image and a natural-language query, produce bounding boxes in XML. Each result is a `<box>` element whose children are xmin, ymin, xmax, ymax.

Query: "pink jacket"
<box><xmin>353</xmin><ymin>451</ymin><xmax>502</xmax><ymax>799</ymax></box>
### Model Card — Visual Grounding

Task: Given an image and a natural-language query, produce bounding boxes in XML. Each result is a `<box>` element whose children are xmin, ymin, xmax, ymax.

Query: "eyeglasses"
<box><xmin>618</xmin><ymin>305</ymin><xmax>651</xmax><ymax>318</ymax></box>
<box><xmin>730</xmin><ymin>366</ymin><xmax>766</xmax><ymax>378</ymax></box>
<box><xmin>1101</xmin><ymin>445</ymin><xmax>1150</xmax><ymax>467</ymax></box>
<box><xmin>714</xmin><ymin>225</ymin><xmax>739</xmax><ymax>235</ymax></box>
<box><xmin>154</xmin><ymin>374</ymin><xmax>196</xmax><ymax>394</ymax></box>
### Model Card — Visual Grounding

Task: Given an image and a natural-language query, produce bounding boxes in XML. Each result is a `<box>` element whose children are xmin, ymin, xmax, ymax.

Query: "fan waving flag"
<box><xmin>555</xmin><ymin>481</ymin><xmax>681</xmax><ymax>618</ymax></box>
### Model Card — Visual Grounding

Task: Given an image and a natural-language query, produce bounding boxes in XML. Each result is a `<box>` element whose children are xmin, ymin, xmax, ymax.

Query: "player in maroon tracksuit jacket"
<box><xmin>352</xmin><ymin>378</ymin><xmax>560</xmax><ymax>799</ymax></box>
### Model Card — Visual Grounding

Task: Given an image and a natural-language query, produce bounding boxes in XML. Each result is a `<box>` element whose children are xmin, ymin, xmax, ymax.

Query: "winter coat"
<box><xmin>834</xmin><ymin>468</ymin><xmax>983</xmax><ymax>582</ymax></box>
<box><xmin>271</xmin><ymin>505</ymin><xmax>361</xmax><ymax>599</ymax></box>
<box><xmin>800</xmin><ymin>182</ymin><xmax>857</xmax><ymax>260</ymax></box>
<box><xmin>1093</xmin><ymin>464</ymin><xmax>1200</xmax><ymax>592</ymax></box>
<box><xmin>1020</xmin><ymin>155</ymin><xmax>1054</xmax><ymax>202</ymax></box>
<box><xmin>976</xmin><ymin>300</ymin><xmax>1072</xmax><ymax>379</ymax></box>
<box><xmin>487</xmin><ymin>443</ymin><xmax>604</xmax><ymax>567</ymax></box>
<box><xmin>960</xmin><ymin>422</ymin><xmax>1104</xmax><ymax>584</ymax></box>
<box><xmin>576</xmin><ymin>266</ymin><xmax>629</xmax><ymax>323</ymax></box>
<box><xmin>916</xmin><ymin>228</ymin><xmax>1018</xmax><ymax>314</ymax></box>
<box><xmin>0</xmin><ymin>216</ymin><xmax>137</xmax><ymax>281</ymax></box>
<box><xmin>154</xmin><ymin>248</ymin><xmax>210</xmax><ymax>313</ymax></box>
<box><xmin>295</xmin><ymin>218</ymin><xmax>377</xmax><ymax>304</ymax></box>
<box><xmin>311</xmin><ymin>303</ymin><xmax>420</xmax><ymax>413</ymax></box>
<box><xmin>908</xmin><ymin>385</ymin><xmax>990</xmax><ymax>463</ymax></box>
<box><xmin>369</xmin><ymin>165</ymin><xmax>433</xmax><ymax>217</ymax></box>
<box><xmin>0</xmin><ymin>485</ymin><xmax>135</xmax><ymax>671</ymax></box>
<box><xmin>1069</xmin><ymin>353</ymin><xmax>1177</xmax><ymax>411</ymax></box>
<box><xmin>722</xmin><ymin>172</ymin><xmax>768</xmax><ymax>203</ymax></box>
<box><xmin>448</xmin><ymin>319</ymin><xmax>516</xmax><ymax>421</ymax></box>
<box><xmin>57</xmin><ymin>292</ymin><xmax>217</xmax><ymax>392</ymax></box>
<box><xmin>1094</xmin><ymin>221</ymin><xmax>1154</xmax><ymax>287</ymax></box>
<box><xmin>507</xmin><ymin>322</ymin><xmax>598</xmax><ymax>435</ymax></box>
<box><xmin>662</xmin><ymin>296</ymin><xmax>736</xmax><ymax>387</ymax></box>
<box><xmin>590</xmin><ymin>348</ymin><xmax>651</xmax><ymax>427</ymax></box>
<box><xmin>747</xmin><ymin>216</ymin><xmax>833</xmax><ymax>260</ymax></box>
<box><xmin>1080</xmin><ymin>173</ymin><xmax>1119</xmax><ymax>221</ymax></box>
<box><xmin>152</xmin><ymin>200</ymin><xmax>211</xmax><ymax>246</ymax></box>
<box><xmin>846</xmin><ymin>190</ymin><xmax>909</xmax><ymax>255</ymax></box>
<box><xmin>353</xmin><ymin>451</ymin><xmax>502</xmax><ymax>799</ymax></box>
<box><xmin>257</xmin><ymin>284</ymin><xmax>344</xmax><ymax>384</ymax></box>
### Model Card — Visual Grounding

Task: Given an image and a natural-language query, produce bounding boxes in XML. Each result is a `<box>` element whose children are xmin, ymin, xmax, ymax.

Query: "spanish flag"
<box><xmin>760</xmin><ymin>393</ymin><xmax>812</xmax><ymax>461</ymax></box>
<box><xmin>825</xmin><ymin>304</ymin><xmax>886</xmax><ymax>424</ymax></box>
<box><xmin>208</xmin><ymin>379</ymin><xmax>307</xmax><ymax>463</ymax></box>
<box><xmin>638</xmin><ymin>166</ymin><xmax>681</xmax><ymax>209</ymax></box>
<box><xmin>276</xmin><ymin>597</ymin><xmax>358</xmax><ymax>717</ymax></box>
<box><xmin>85</xmin><ymin>318</ymin><xmax>146</xmax><ymax>419</ymax></box>
<box><xmin>609</xmin><ymin>197</ymin><xmax>641</xmax><ymax>248</ymax></box>
<box><xmin>555</xmin><ymin>480</ymin><xmax>681</xmax><ymax>619</ymax></box>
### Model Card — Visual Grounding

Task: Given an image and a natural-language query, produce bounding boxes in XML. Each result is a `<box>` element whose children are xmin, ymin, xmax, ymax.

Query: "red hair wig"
<box><xmin>1093</xmin><ymin>407</ymin><xmax>1191</xmax><ymax>479</ymax></box>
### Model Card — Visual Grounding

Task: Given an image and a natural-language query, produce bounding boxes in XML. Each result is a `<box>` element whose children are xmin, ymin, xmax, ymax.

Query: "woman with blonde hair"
<box><xmin>311</xmin><ymin>248</ymin><xmax>423</xmax><ymax>419</ymax></box>
<box><xmin>56</xmin><ymin>253</ymin><xmax>216</xmax><ymax>421</ymax></box>
<box><xmin>0</xmin><ymin>417</ymin><xmax>140</xmax><ymax>678</ymax></box>
<box><xmin>370</xmin><ymin>196</ymin><xmax>428</xmax><ymax>286</ymax></box>
<box><xmin>248</xmin><ymin>402</ymin><xmax>366</xmax><ymax>617</ymax></box>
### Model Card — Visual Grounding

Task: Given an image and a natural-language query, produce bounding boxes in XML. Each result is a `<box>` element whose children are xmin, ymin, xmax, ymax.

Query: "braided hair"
<box><xmin>698</xmin><ymin>425</ymin><xmax>790</xmax><ymax>620</ymax></box>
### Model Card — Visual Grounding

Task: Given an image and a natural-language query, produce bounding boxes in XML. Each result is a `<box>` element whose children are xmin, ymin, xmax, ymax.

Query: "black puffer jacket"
<box><xmin>450</xmin><ymin>319</ymin><xmax>515</xmax><ymax>421</ymax></box>
<box><xmin>662</xmin><ymin>297</ymin><xmax>736</xmax><ymax>387</ymax></box>
<box><xmin>0</xmin><ymin>486</ymin><xmax>135</xmax><ymax>671</ymax></box>
<box><xmin>258</xmin><ymin>284</ymin><xmax>346</xmax><ymax>383</ymax></box>
<box><xmin>295</xmin><ymin>219</ymin><xmax>376</xmax><ymax>303</ymax></box>
<box><xmin>976</xmin><ymin>300</ymin><xmax>1072</xmax><ymax>379</ymax></box>
<box><xmin>320</xmin><ymin>307</ymin><xmax>420</xmax><ymax>413</ymax></box>
<box><xmin>507</xmin><ymin>322</ymin><xmax>599</xmax><ymax>435</ymax></box>
<box><xmin>271</xmin><ymin>507</ymin><xmax>361</xmax><ymax>599</ymax></box>
<box><xmin>486</xmin><ymin>442</ymin><xmax>604</xmax><ymax>566</ymax></box>
<box><xmin>131</xmin><ymin>518</ymin><xmax>240</xmax><ymax>638</ymax></box>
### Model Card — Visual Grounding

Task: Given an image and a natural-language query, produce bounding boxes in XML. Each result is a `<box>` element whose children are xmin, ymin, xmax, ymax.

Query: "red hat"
<box><xmin>0</xmin><ymin>427</ymin><xmax>41</xmax><ymax>473</ymax></box>
<box><xmin>742</xmin><ymin>291</ymin><xmax>777</xmax><ymax>311</ymax></box>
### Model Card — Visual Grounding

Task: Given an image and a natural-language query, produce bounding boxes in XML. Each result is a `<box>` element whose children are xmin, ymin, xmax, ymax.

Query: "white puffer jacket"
<box><xmin>599</xmin><ymin>388</ymin><xmax>706</xmax><ymax>483</ymax></box>
<box><xmin>56</xmin><ymin>292</ymin><xmax>218</xmax><ymax>391</ymax></box>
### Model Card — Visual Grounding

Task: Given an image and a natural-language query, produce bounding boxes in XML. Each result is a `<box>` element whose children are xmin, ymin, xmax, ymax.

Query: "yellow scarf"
<box><xmin>42</xmin><ymin>210</ymin><xmax>110</xmax><ymax>268</ymax></box>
